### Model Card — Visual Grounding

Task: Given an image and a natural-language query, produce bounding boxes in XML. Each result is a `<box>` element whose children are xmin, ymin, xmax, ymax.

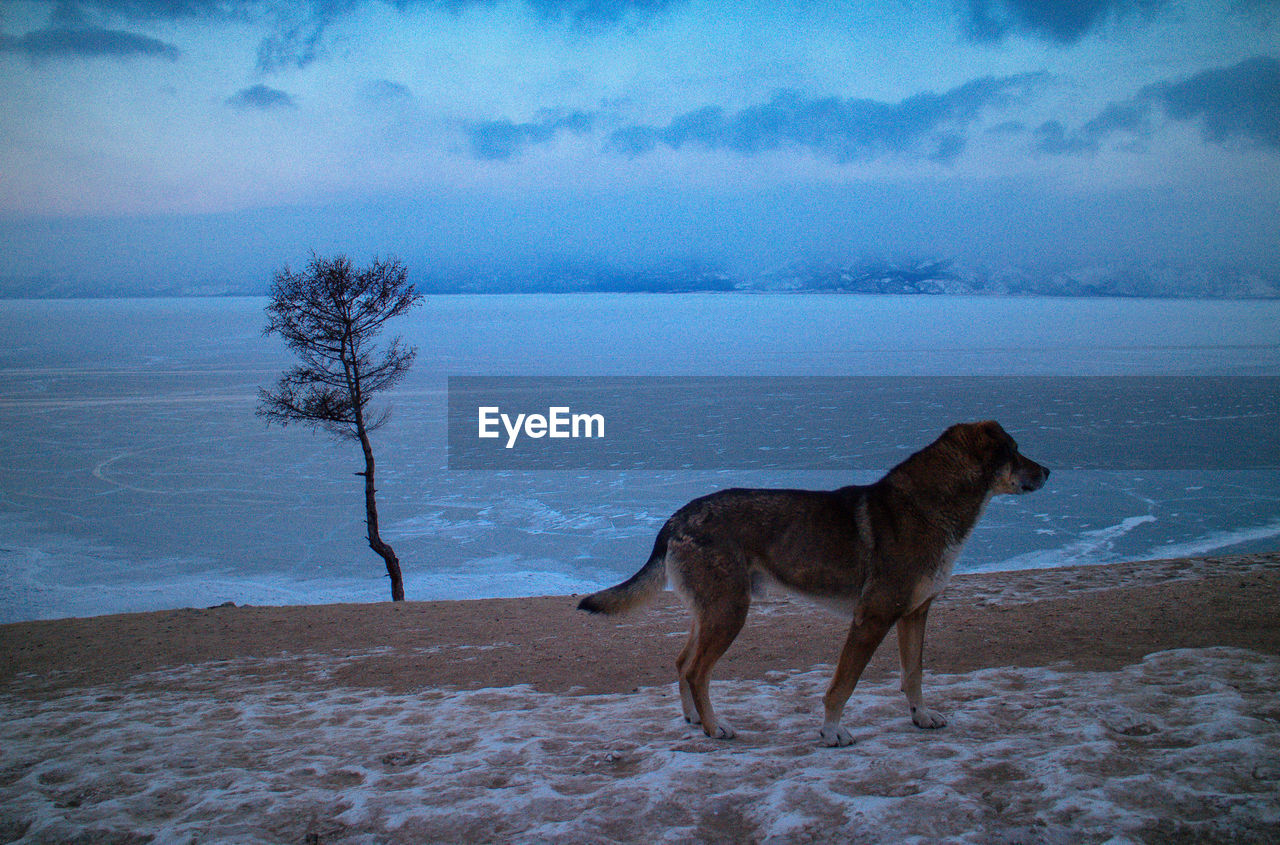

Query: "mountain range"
<box><xmin>3</xmin><ymin>258</ymin><xmax>1277</xmax><ymax>299</ymax></box>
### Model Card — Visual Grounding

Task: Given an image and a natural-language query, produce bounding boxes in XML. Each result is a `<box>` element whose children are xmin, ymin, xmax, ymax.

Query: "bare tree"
<box><xmin>258</xmin><ymin>254</ymin><xmax>422</xmax><ymax>602</ymax></box>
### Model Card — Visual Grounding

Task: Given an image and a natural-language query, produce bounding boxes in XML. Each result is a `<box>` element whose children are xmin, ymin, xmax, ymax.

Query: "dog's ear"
<box><xmin>975</xmin><ymin>420</ymin><xmax>1008</xmax><ymax>442</ymax></box>
<box><xmin>953</xmin><ymin>420</ymin><xmax>1017</xmax><ymax>470</ymax></box>
<box><xmin>982</xmin><ymin>421</ymin><xmax>1021</xmax><ymax>467</ymax></box>
<box><xmin>945</xmin><ymin>420</ymin><xmax>1002</xmax><ymax>447</ymax></box>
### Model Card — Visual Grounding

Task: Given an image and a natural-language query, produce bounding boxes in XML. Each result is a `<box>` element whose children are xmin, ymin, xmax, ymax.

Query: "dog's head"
<box><xmin>943</xmin><ymin>420</ymin><xmax>1049</xmax><ymax>495</ymax></box>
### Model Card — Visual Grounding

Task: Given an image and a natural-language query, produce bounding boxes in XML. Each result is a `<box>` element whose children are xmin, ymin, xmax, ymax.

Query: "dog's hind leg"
<box><xmin>897</xmin><ymin>598</ymin><xmax>946</xmax><ymax>729</ymax></box>
<box><xmin>682</xmin><ymin>597</ymin><xmax>749</xmax><ymax>740</ymax></box>
<box><xmin>820</xmin><ymin>613</ymin><xmax>893</xmax><ymax>747</ymax></box>
<box><xmin>675</xmin><ymin>624</ymin><xmax>700</xmax><ymax>725</ymax></box>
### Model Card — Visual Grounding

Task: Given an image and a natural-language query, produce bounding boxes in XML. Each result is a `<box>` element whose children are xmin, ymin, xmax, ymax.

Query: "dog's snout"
<box><xmin>1007</xmin><ymin>450</ymin><xmax>1048</xmax><ymax>492</ymax></box>
<box><xmin>1019</xmin><ymin>459</ymin><xmax>1049</xmax><ymax>492</ymax></box>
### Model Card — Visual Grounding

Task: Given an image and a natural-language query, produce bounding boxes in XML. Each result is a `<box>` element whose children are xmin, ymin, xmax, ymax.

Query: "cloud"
<box><xmin>1145</xmin><ymin>55</ymin><xmax>1280</xmax><ymax>149</ymax></box>
<box><xmin>0</xmin><ymin>25</ymin><xmax>181</xmax><ymax>60</ymax></box>
<box><xmin>226</xmin><ymin>83</ymin><xmax>296</xmax><ymax>111</ymax></box>
<box><xmin>251</xmin><ymin>0</ymin><xmax>679</xmax><ymax>69</ymax></box>
<box><xmin>468</xmin><ymin>110</ymin><xmax>595</xmax><ymax>160</ymax></box>
<box><xmin>42</xmin><ymin>0</ymin><xmax>681</xmax><ymax>71</ymax></box>
<box><xmin>604</xmin><ymin>73</ymin><xmax>1049</xmax><ymax>163</ymax></box>
<box><xmin>1032</xmin><ymin>120</ymin><xmax>1097</xmax><ymax>154</ymax></box>
<box><xmin>60</xmin><ymin>0</ymin><xmax>246</xmax><ymax>16</ymax></box>
<box><xmin>362</xmin><ymin>79</ymin><xmax>414</xmax><ymax>104</ymax></box>
<box><xmin>1081</xmin><ymin>100</ymin><xmax>1151</xmax><ymax>137</ymax></box>
<box><xmin>25</xmin><ymin>0</ymin><xmax>348</xmax><ymax>71</ymax></box>
<box><xmin>963</xmin><ymin>0</ymin><xmax>1156</xmax><ymax>44</ymax></box>
<box><xmin>61</xmin><ymin>0</ymin><xmax>678</xmax><ymax>19</ymax></box>
<box><xmin>1037</xmin><ymin>56</ymin><xmax>1280</xmax><ymax>154</ymax></box>
<box><xmin>523</xmin><ymin>0</ymin><xmax>680</xmax><ymax>24</ymax></box>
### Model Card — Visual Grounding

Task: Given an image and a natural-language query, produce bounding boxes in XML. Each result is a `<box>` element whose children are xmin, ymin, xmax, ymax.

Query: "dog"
<box><xmin>578</xmin><ymin>420</ymin><xmax>1049</xmax><ymax>746</ymax></box>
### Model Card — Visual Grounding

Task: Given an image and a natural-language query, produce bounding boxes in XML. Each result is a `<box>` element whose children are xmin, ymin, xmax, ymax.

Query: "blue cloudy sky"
<box><xmin>1</xmin><ymin>0</ymin><xmax>1278</xmax><ymax>289</ymax></box>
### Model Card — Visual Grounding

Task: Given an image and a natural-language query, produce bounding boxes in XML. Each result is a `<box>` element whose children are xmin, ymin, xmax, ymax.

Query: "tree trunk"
<box><xmin>358</xmin><ymin>426</ymin><xmax>405</xmax><ymax>602</ymax></box>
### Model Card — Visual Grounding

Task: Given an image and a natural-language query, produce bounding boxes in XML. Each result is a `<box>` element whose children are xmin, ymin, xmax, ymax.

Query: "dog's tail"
<box><xmin>577</xmin><ymin>523</ymin><xmax>671</xmax><ymax>615</ymax></box>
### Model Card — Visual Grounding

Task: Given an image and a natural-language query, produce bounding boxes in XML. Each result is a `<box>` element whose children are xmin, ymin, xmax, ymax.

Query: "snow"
<box><xmin>3</xmin><ymin>647</ymin><xmax>1278</xmax><ymax>843</ymax></box>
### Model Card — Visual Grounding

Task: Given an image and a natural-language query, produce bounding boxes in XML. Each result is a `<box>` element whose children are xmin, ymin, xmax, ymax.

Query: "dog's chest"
<box><xmin>908</xmin><ymin>540</ymin><xmax>964</xmax><ymax>611</ymax></box>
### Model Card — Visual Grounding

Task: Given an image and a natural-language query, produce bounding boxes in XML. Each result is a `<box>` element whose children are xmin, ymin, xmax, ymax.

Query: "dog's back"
<box><xmin>580</xmin><ymin>476</ymin><xmax>976</xmax><ymax>616</ymax></box>
<box><xmin>578</xmin><ymin>485</ymin><xmax>876</xmax><ymax>615</ymax></box>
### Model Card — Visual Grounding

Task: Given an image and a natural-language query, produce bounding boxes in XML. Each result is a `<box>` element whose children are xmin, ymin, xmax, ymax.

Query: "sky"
<box><xmin>1</xmin><ymin>0</ymin><xmax>1278</xmax><ymax>290</ymax></box>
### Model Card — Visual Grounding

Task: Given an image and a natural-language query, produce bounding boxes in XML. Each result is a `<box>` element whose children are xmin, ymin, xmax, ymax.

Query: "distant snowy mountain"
<box><xmin>739</xmin><ymin>259</ymin><xmax>1280</xmax><ymax>299</ymax></box>
<box><xmin>417</xmin><ymin>260</ymin><xmax>736</xmax><ymax>294</ymax></box>
<box><xmin>0</xmin><ymin>275</ymin><xmax>258</xmax><ymax>299</ymax></box>
<box><xmin>2</xmin><ymin>259</ymin><xmax>1277</xmax><ymax>298</ymax></box>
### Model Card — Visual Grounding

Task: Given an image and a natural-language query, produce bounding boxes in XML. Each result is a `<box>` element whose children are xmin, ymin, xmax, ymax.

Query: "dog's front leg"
<box><xmin>820</xmin><ymin>614</ymin><xmax>892</xmax><ymax>747</ymax></box>
<box><xmin>897</xmin><ymin>598</ymin><xmax>946</xmax><ymax>729</ymax></box>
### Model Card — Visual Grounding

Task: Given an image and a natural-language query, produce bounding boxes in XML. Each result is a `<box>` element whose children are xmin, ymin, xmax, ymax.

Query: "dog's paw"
<box><xmin>911</xmin><ymin>707</ymin><xmax>947</xmax><ymax>729</ymax></box>
<box><xmin>819</xmin><ymin>724</ymin><xmax>855</xmax><ymax>747</ymax></box>
<box><xmin>707</xmin><ymin>721</ymin><xmax>736</xmax><ymax>740</ymax></box>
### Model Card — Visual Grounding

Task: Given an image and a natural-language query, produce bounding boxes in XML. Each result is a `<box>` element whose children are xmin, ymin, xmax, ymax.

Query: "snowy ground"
<box><xmin>3</xmin><ymin>647</ymin><xmax>1279</xmax><ymax>843</ymax></box>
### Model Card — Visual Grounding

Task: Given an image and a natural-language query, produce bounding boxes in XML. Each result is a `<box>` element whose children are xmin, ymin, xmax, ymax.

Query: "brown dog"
<box><xmin>578</xmin><ymin>420</ymin><xmax>1049</xmax><ymax>746</ymax></box>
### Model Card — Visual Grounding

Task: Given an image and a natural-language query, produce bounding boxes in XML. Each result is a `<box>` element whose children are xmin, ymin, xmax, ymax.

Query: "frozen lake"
<box><xmin>1</xmin><ymin>294</ymin><xmax>1278</xmax><ymax>622</ymax></box>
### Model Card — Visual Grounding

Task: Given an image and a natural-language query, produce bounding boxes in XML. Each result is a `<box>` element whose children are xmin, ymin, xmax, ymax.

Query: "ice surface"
<box><xmin>1145</xmin><ymin>520</ymin><xmax>1280</xmax><ymax>561</ymax></box>
<box><xmin>1</xmin><ymin>295</ymin><xmax>1278</xmax><ymax>621</ymax></box>
<box><xmin>2</xmin><ymin>647</ymin><xmax>1278</xmax><ymax>843</ymax></box>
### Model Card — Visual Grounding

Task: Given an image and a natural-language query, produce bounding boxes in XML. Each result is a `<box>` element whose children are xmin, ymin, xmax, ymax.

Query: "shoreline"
<box><xmin>4</xmin><ymin>551</ymin><xmax>1278</xmax><ymax>697</ymax></box>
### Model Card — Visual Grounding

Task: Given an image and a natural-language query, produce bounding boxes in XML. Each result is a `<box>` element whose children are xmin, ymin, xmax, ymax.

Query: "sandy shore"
<box><xmin>2</xmin><ymin>552</ymin><xmax>1279</xmax><ymax>843</ymax></box>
